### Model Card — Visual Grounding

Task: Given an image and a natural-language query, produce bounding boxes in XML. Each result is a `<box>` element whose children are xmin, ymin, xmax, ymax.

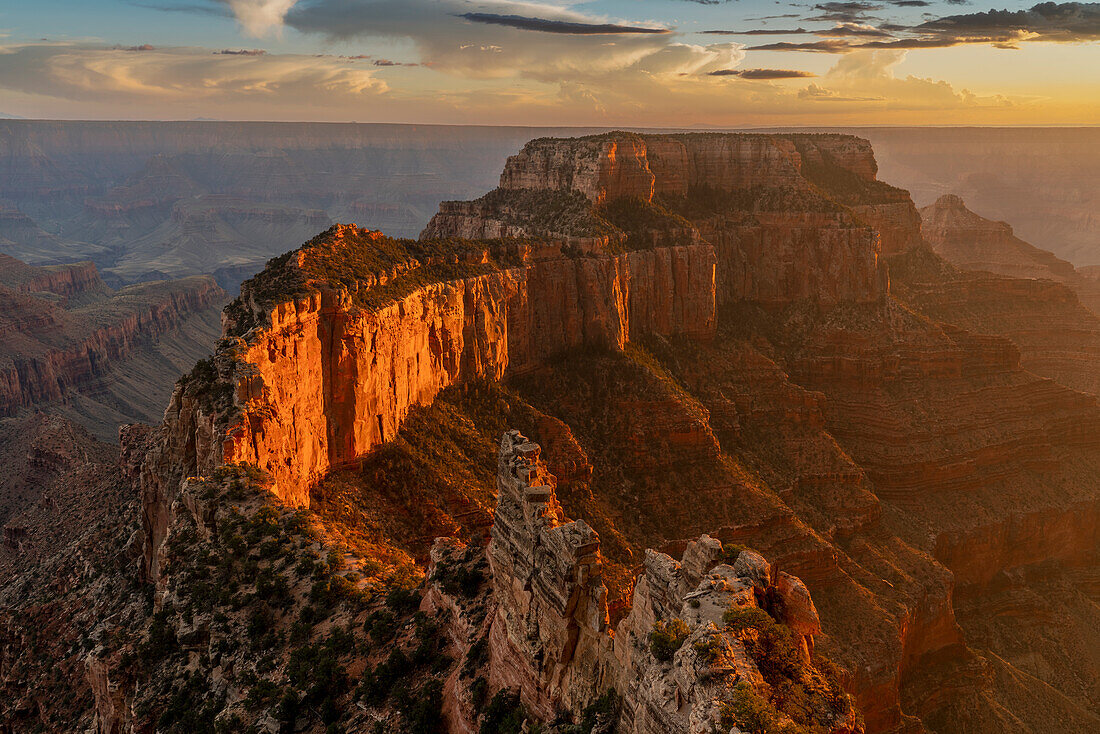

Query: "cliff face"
<box><xmin>424</xmin><ymin>132</ymin><xmax>898</xmax><ymax>306</ymax></box>
<box><xmin>143</xmin><ymin>224</ymin><xmax>715</xmax><ymax>534</ymax></box>
<box><xmin>0</xmin><ymin>255</ymin><xmax>106</xmax><ymax>304</ymax></box>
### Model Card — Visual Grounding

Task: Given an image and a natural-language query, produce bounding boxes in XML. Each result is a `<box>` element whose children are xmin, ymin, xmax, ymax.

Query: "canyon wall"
<box><xmin>140</xmin><ymin>222</ymin><xmax>717</xmax><ymax>580</ymax></box>
<box><xmin>129</xmin><ymin>132</ymin><xmax>1100</xmax><ymax>731</ymax></box>
<box><xmin>0</xmin><ymin>257</ymin><xmax>226</xmax><ymax>438</ymax></box>
<box><xmin>425</xmin><ymin>132</ymin><xmax>892</xmax><ymax>305</ymax></box>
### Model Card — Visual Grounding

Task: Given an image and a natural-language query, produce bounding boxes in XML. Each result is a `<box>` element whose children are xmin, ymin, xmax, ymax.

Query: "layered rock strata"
<box><xmin>129</xmin><ymin>132</ymin><xmax>1100</xmax><ymax>732</ymax></box>
<box><xmin>919</xmin><ymin>194</ymin><xmax>1100</xmax><ymax>313</ymax></box>
<box><xmin>423</xmin><ymin>132</ymin><xmax>895</xmax><ymax>306</ymax></box>
<box><xmin>0</xmin><ymin>256</ymin><xmax>225</xmax><ymax>434</ymax></box>
<box><xmin>437</xmin><ymin>431</ymin><xmax>860</xmax><ymax>734</ymax></box>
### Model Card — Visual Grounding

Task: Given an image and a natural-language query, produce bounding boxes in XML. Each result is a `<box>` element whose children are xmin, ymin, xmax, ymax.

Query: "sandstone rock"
<box><xmin>478</xmin><ymin>430</ymin><xmax>858</xmax><ymax>734</ymax></box>
<box><xmin>732</xmin><ymin>550</ymin><xmax>771</xmax><ymax>590</ymax></box>
<box><xmin>775</xmin><ymin>571</ymin><xmax>821</xmax><ymax>638</ymax></box>
<box><xmin>487</xmin><ymin>430</ymin><xmax>611</xmax><ymax>718</ymax></box>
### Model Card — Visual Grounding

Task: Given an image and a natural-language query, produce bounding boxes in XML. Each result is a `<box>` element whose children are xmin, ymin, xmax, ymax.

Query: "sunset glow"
<box><xmin>1</xmin><ymin>0</ymin><xmax>1097</xmax><ymax>125</ymax></box>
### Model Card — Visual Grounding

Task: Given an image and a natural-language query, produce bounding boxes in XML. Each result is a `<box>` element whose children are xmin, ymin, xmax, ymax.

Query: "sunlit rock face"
<box><xmin>427</xmin><ymin>132</ymin><xmax>903</xmax><ymax>306</ymax></box>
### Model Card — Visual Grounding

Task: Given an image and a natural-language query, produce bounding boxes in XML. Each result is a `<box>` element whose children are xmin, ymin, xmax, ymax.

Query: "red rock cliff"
<box><xmin>138</xmin><ymin>224</ymin><xmax>717</xmax><ymax>580</ymax></box>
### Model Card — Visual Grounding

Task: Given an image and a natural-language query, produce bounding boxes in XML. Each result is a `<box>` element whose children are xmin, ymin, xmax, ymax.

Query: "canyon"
<box><xmin>1</xmin><ymin>130</ymin><xmax>1098</xmax><ymax>734</ymax></box>
<box><xmin>0</xmin><ymin>254</ymin><xmax>226</xmax><ymax>440</ymax></box>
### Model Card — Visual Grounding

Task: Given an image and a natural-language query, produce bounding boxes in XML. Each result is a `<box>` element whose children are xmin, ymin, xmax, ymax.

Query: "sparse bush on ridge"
<box><xmin>649</xmin><ymin>618</ymin><xmax>690</xmax><ymax>662</ymax></box>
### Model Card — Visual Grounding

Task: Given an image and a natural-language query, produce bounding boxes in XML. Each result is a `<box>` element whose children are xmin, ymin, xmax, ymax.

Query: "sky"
<box><xmin>0</xmin><ymin>0</ymin><xmax>1097</xmax><ymax>125</ymax></box>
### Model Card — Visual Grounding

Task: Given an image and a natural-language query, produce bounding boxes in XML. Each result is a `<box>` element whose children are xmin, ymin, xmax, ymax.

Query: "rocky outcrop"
<box><xmin>0</xmin><ymin>255</ymin><xmax>106</xmax><ymax>304</ymax></box>
<box><xmin>487</xmin><ymin>431</ymin><xmax>612</xmax><ymax>718</ymax></box>
<box><xmin>920</xmin><ymin>194</ymin><xmax>1100</xmax><ymax>313</ymax></box>
<box><xmin>433</xmin><ymin>431</ymin><xmax>861</xmax><ymax>733</ymax></box>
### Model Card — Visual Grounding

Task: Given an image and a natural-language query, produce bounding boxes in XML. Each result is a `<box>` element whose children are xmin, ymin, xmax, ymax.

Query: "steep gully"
<box><xmin>134</xmin><ymin>133</ymin><xmax>1100</xmax><ymax>732</ymax></box>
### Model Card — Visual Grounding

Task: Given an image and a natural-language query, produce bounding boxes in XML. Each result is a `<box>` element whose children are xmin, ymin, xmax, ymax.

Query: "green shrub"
<box><xmin>649</xmin><ymin>618</ymin><xmax>690</xmax><ymax>663</ymax></box>
<box><xmin>480</xmin><ymin>689</ymin><xmax>531</xmax><ymax>734</ymax></box>
<box><xmin>723</xmin><ymin>606</ymin><xmax>774</xmax><ymax>634</ymax></box>
<box><xmin>718</xmin><ymin>682</ymin><xmax>783</xmax><ymax>734</ymax></box>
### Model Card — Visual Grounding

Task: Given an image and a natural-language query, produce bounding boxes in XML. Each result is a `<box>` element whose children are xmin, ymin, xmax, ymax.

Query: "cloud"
<box><xmin>285</xmin><ymin>0</ymin><xmax>733</xmax><ymax>81</ymax></box>
<box><xmin>914</xmin><ymin>2</ymin><xmax>1100</xmax><ymax>43</ymax></box>
<box><xmin>704</xmin><ymin>22</ymin><xmax>893</xmax><ymax>38</ymax></box>
<box><xmin>816</xmin><ymin>48</ymin><xmax>1013</xmax><ymax>109</ymax></box>
<box><xmin>798</xmin><ymin>82</ymin><xmax>882</xmax><ymax>100</ymax></box>
<box><xmin>748</xmin><ymin>13</ymin><xmax>803</xmax><ymax>20</ymax></box>
<box><xmin>0</xmin><ymin>42</ymin><xmax>385</xmax><ymax>108</ymax></box>
<box><xmin>748</xmin><ymin>39</ymin><xmax>855</xmax><ymax>52</ymax></box>
<box><xmin>818</xmin><ymin>22</ymin><xmax>895</xmax><ymax>37</ymax></box>
<box><xmin>749</xmin><ymin>3</ymin><xmax>1100</xmax><ymax>52</ymax></box>
<box><xmin>806</xmin><ymin>2</ymin><xmax>884</xmax><ymax>22</ymax></box>
<box><xmin>702</xmin><ymin>28</ymin><xmax>809</xmax><ymax>36</ymax></box>
<box><xmin>709</xmin><ymin>68</ymin><xmax>818</xmax><ymax>78</ymax></box>
<box><xmin>457</xmin><ymin>13</ymin><xmax>670</xmax><ymax>35</ymax></box>
<box><xmin>215</xmin><ymin>48</ymin><xmax>267</xmax><ymax>55</ymax></box>
<box><xmin>224</xmin><ymin>0</ymin><xmax>299</xmax><ymax>37</ymax></box>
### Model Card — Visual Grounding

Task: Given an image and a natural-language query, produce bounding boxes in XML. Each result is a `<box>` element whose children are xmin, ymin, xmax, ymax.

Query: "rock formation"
<box><xmin>139</xmin><ymin>221</ymin><xmax>716</xmax><ymax>539</ymax></box>
<box><xmin>0</xmin><ymin>255</ymin><xmax>226</xmax><ymax>440</ymax></box>
<box><xmin>423</xmin><ymin>132</ymin><xmax>897</xmax><ymax>305</ymax></box>
<box><xmin>487</xmin><ymin>431</ymin><xmax>612</xmax><ymax>718</ymax></box>
<box><xmin>433</xmin><ymin>431</ymin><xmax>860</xmax><ymax>734</ymax></box>
<box><xmin>888</xmin><ymin>196</ymin><xmax>1100</xmax><ymax>396</ymax></box>
<box><xmin>920</xmin><ymin>194</ymin><xmax>1100</xmax><ymax>312</ymax></box>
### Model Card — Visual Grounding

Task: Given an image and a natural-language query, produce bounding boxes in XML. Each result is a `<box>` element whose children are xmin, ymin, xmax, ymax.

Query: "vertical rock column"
<box><xmin>487</xmin><ymin>430</ymin><xmax>612</xmax><ymax>718</ymax></box>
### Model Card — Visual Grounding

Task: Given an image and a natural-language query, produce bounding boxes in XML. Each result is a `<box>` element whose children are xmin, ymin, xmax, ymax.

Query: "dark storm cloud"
<box><xmin>457</xmin><ymin>12</ymin><xmax>671</xmax><ymax>34</ymax></box>
<box><xmin>747</xmin><ymin>12</ymin><xmax>803</xmax><ymax>19</ymax></box>
<box><xmin>752</xmin><ymin>1</ymin><xmax>1100</xmax><ymax>51</ymax></box>
<box><xmin>708</xmin><ymin>68</ymin><xmax>818</xmax><ymax>78</ymax></box>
